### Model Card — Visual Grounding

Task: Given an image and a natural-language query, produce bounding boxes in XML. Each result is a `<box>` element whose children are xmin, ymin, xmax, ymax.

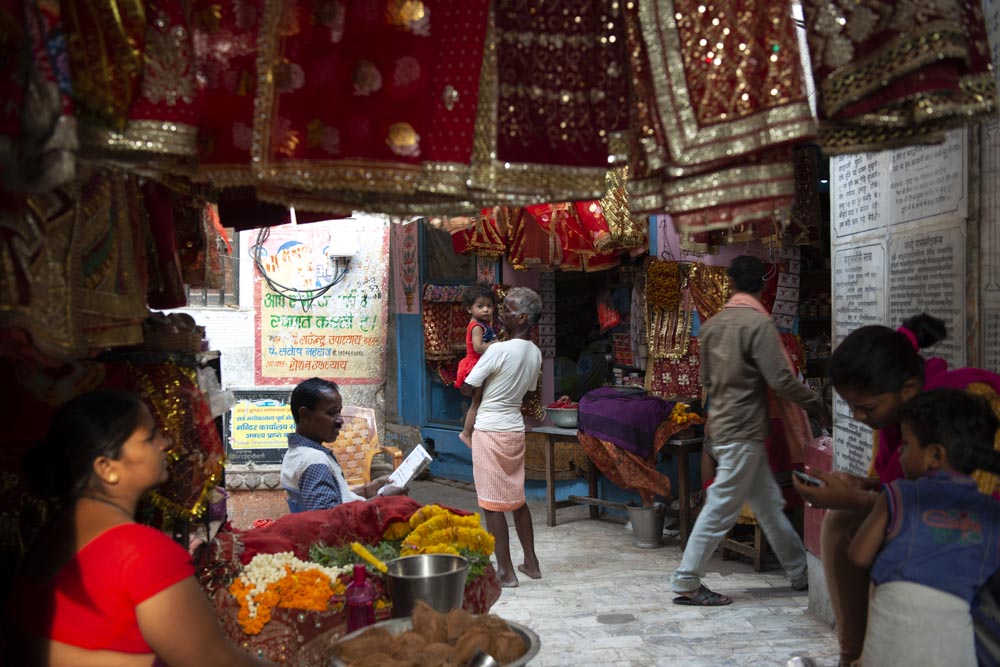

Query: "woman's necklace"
<box><xmin>79</xmin><ymin>494</ymin><xmax>134</xmax><ymax>519</ymax></box>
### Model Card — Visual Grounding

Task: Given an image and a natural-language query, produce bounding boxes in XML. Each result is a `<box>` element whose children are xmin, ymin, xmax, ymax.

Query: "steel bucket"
<box><xmin>385</xmin><ymin>554</ymin><xmax>469</xmax><ymax>618</ymax></box>
<box><xmin>626</xmin><ymin>502</ymin><xmax>667</xmax><ymax>548</ymax></box>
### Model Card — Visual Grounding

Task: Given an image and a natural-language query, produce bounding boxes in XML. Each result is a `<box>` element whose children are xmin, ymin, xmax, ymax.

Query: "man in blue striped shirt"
<box><xmin>280</xmin><ymin>378</ymin><xmax>402</xmax><ymax>512</ymax></box>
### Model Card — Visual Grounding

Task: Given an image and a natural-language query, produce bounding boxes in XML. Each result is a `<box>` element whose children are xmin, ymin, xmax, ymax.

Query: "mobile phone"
<box><xmin>793</xmin><ymin>470</ymin><xmax>823</xmax><ymax>487</ymax></box>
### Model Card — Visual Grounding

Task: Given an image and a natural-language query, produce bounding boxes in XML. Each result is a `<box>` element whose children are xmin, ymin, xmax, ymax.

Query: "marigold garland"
<box><xmin>382</xmin><ymin>520</ymin><xmax>411</xmax><ymax>541</ymax></box>
<box><xmin>228</xmin><ymin>552</ymin><xmax>350</xmax><ymax>635</ymax></box>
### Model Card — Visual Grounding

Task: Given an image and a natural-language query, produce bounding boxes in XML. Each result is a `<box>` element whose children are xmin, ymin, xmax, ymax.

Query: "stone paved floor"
<box><xmin>409</xmin><ymin>478</ymin><xmax>839</xmax><ymax>667</ymax></box>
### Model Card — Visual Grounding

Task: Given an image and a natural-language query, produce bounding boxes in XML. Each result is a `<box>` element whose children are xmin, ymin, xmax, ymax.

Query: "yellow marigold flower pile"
<box><xmin>381</xmin><ymin>519</ymin><xmax>411</xmax><ymax>541</ymax></box>
<box><xmin>400</xmin><ymin>504</ymin><xmax>495</xmax><ymax>558</ymax></box>
<box><xmin>228</xmin><ymin>552</ymin><xmax>350</xmax><ymax>635</ymax></box>
<box><xmin>670</xmin><ymin>402</ymin><xmax>703</xmax><ymax>426</ymax></box>
<box><xmin>646</xmin><ymin>260</ymin><xmax>682</xmax><ymax>313</ymax></box>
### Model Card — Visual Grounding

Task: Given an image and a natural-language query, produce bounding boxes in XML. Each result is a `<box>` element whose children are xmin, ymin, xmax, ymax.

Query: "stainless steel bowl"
<box><xmin>328</xmin><ymin>616</ymin><xmax>541</xmax><ymax>667</ymax></box>
<box><xmin>385</xmin><ymin>554</ymin><xmax>469</xmax><ymax>618</ymax></box>
<box><xmin>543</xmin><ymin>407</ymin><xmax>577</xmax><ymax>429</ymax></box>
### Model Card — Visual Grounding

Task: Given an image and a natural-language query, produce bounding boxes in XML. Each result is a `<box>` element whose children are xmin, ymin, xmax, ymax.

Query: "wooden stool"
<box><xmin>720</xmin><ymin>523</ymin><xmax>770</xmax><ymax>572</ymax></box>
<box><xmin>718</xmin><ymin>507</ymin><xmax>804</xmax><ymax>572</ymax></box>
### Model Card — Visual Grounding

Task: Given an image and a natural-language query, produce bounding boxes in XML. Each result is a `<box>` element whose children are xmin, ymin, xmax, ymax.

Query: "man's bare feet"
<box><xmin>459</xmin><ymin>430</ymin><xmax>472</xmax><ymax>447</ymax></box>
<box><xmin>517</xmin><ymin>563</ymin><xmax>541</xmax><ymax>580</ymax></box>
<box><xmin>496</xmin><ymin>569</ymin><xmax>519</xmax><ymax>588</ymax></box>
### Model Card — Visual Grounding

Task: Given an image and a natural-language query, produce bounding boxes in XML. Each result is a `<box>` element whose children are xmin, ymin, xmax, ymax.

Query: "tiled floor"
<box><xmin>409</xmin><ymin>479</ymin><xmax>839</xmax><ymax>667</ymax></box>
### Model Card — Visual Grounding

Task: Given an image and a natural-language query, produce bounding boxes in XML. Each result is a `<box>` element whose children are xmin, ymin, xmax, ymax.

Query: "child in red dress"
<box><xmin>457</xmin><ymin>283</ymin><xmax>497</xmax><ymax>447</ymax></box>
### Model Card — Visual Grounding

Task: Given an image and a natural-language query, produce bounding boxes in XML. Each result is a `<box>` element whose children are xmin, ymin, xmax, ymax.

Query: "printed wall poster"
<box><xmin>255</xmin><ymin>217</ymin><xmax>390</xmax><ymax>385</ymax></box>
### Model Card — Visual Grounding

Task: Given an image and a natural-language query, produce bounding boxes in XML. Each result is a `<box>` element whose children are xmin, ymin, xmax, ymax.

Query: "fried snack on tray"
<box><xmin>335</xmin><ymin>601</ymin><xmax>527</xmax><ymax>666</ymax></box>
<box><xmin>412</xmin><ymin>600</ymin><xmax>448</xmax><ymax>643</ymax></box>
<box><xmin>492</xmin><ymin>630</ymin><xmax>527</xmax><ymax>664</ymax></box>
<box><xmin>335</xmin><ymin>627</ymin><xmax>393</xmax><ymax>664</ymax></box>
<box><xmin>445</xmin><ymin>607</ymin><xmax>474</xmax><ymax>641</ymax></box>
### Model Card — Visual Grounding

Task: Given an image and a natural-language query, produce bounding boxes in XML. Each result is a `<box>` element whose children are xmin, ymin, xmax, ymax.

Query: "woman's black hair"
<box><xmin>22</xmin><ymin>390</ymin><xmax>145</xmax><ymax>500</ymax></box>
<box><xmin>827</xmin><ymin>313</ymin><xmax>947</xmax><ymax>394</ymax></box>
<box><xmin>727</xmin><ymin>255</ymin><xmax>765</xmax><ymax>294</ymax></box>
<box><xmin>289</xmin><ymin>377</ymin><xmax>340</xmax><ymax>424</ymax></box>
<box><xmin>462</xmin><ymin>283</ymin><xmax>496</xmax><ymax>309</ymax></box>
<box><xmin>898</xmin><ymin>389</ymin><xmax>1000</xmax><ymax>475</ymax></box>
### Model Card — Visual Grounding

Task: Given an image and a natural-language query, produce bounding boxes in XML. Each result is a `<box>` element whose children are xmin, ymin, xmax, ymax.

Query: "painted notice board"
<box><xmin>224</xmin><ymin>390</ymin><xmax>295</xmax><ymax>465</ymax></box>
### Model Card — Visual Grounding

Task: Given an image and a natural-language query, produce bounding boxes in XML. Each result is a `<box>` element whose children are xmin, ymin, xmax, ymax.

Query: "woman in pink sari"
<box><xmin>794</xmin><ymin>313</ymin><xmax>1000</xmax><ymax>667</ymax></box>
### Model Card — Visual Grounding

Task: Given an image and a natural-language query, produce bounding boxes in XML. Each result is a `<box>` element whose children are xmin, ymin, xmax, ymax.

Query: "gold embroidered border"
<box><xmin>189</xmin><ymin>165</ymin><xmax>257</xmax><ymax>187</ymax></box>
<box><xmin>647</xmin><ymin>289</ymin><xmax>692</xmax><ymax>360</ymax></box>
<box><xmin>252</xmin><ymin>0</ymin><xmax>282</xmax><ymax>177</ymax></box>
<box><xmin>818</xmin><ymin>123</ymin><xmax>950</xmax><ymax>156</ymax></box>
<box><xmin>78</xmin><ymin>120</ymin><xmax>198</xmax><ymax>157</ymax></box>
<box><xmin>673</xmin><ymin>197</ymin><xmax>793</xmax><ymax>236</ymax></box>
<box><xmin>662</xmin><ymin>161</ymin><xmax>795</xmax><ymax>213</ymax></box>
<box><xmin>848</xmin><ymin>74</ymin><xmax>997</xmax><ymax>128</ymax></box>
<box><xmin>817</xmin><ymin>22</ymin><xmax>968</xmax><ymax>118</ymax></box>
<box><xmin>637</xmin><ymin>0</ymin><xmax>815</xmax><ymax>169</ymax></box>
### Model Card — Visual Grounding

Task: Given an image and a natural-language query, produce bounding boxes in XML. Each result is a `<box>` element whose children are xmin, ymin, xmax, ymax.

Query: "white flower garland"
<box><xmin>237</xmin><ymin>551</ymin><xmax>350</xmax><ymax>619</ymax></box>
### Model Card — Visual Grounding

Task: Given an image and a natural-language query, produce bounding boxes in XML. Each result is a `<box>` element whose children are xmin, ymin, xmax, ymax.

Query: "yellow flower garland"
<box><xmin>397</xmin><ymin>505</ymin><xmax>495</xmax><ymax>558</ymax></box>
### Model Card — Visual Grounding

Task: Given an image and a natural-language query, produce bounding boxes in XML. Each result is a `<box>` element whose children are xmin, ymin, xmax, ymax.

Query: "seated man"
<box><xmin>280</xmin><ymin>377</ymin><xmax>404</xmax><ymax>512</ymax></box>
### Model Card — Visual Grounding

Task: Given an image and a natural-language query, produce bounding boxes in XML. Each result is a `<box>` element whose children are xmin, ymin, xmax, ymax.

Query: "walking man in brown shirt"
<box><xmin>671</xmin><ymin>256</ymin><xmax>828</xmax><ymax>606</ymax></box>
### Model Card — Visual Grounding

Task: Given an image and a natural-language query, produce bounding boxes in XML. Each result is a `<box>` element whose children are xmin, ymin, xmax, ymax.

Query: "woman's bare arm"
<box><xmin>137</xmin><ymin>577</ymin><xmax>277</xmax><ymax>667</ymax></box>
<box><xmin>13</xmin><ymin>635</ymin><xmax>155</xmax><ymax>667</ymax></box>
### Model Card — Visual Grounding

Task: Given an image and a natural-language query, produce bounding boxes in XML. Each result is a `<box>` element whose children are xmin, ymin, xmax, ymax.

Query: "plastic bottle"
<box><xmin>345</xmin><ymin>563</ymin><xmax>376</xmax><ymax>632</ymax></box>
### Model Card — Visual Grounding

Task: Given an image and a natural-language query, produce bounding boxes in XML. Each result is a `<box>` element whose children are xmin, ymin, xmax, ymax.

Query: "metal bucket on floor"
<box><xmin>626</xmin><ymin>502</ymin><xmax>667</xmax><ymax>548</ymax></box>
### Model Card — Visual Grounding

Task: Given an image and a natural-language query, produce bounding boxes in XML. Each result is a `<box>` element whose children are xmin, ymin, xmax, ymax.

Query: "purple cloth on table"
<box><xmin>577</xmin><ymin>388</ymin><xmax>673</xmax><ymax>458</ymax></box>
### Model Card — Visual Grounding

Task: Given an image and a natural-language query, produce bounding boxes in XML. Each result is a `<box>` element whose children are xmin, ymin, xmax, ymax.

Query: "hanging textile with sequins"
<box><xmin>241</xmin><ymin>0</ymin><xmax>492</xmax><ymax>213</ymax></box>
<box><xmin>450</xmin><ymin>210</ymin><xmax>507</xmax><ymax>258</ymax></box>
<box><xmin>0</xmin><ymin>0</ymin><xmax>77</xmax><ymax>193</ymax></box>
<box><xmin>0</xmin><ymin>167</ymin><xmax>149</xmax><ymax>362</ymax></box>
<box><xmin>647</xmin><ymin>288</ymin><xmax>693</xmax><ymax>361</ymax></box>
<box><xmin>624</xmin><ymin>0</ymin><xmax>815</xmax><ymax>243</ymax></box>
<box><xmin>645</xmin><ymin>336</ymin><xmax>701</xmax><ymax>400</ymax></box>
<box><xmin>687</xmin><ymin>263</ymin><xmax>731</xmax><ymax>322</ymax></box>
<box><xmin>801</xmin><ymin>0</ymin><xmax>998</xmax><ymax>155</ymax></box>
<box><xmin>488</xmin><ymin>0</ymin><xmax>630</xmax><ymax>204</ymax></box>
<box><xmin>67</xmin><ymin>0</ymin><xmax>199</xmax><ymax>164</ymax></box>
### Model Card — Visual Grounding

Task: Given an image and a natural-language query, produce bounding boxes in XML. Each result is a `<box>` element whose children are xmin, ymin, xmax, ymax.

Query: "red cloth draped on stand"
<box><xmin>577</xmin><ymin>421</ymin><xmax>684</xmax><ymax>506</ymax></box>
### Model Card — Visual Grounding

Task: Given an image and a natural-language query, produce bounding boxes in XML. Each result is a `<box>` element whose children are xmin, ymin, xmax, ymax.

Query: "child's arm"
<box><xmin>847</xmin><ymin>491</ymin><xmax>889</xmax><ymax>569</ymax></box>
<box><xmin>471</xmin><ymin>323</ymin><xmax>492</xmax><ymax>355</ymax></box>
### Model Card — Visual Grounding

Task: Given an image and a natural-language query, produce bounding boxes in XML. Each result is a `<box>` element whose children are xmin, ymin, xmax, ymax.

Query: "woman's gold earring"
<box><xmin>108</xmin><ymin>473</ymin><xmax>119</xmax><ymax>484</ymax></box>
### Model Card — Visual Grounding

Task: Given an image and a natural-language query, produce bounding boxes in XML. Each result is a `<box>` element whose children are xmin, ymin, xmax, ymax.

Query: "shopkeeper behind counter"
<box><xmin>281</xmin><ymin>378</ymin><xmax>407</xmax><ymax>513</ymax></box>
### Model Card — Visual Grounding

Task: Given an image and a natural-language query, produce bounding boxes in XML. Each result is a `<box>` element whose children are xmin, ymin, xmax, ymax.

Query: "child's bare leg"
<box><xmin>459</xmin><ymin>388</ymin><xmax>482</xmax><ymax>448</ymax></box>
<box><xmin>459</xmin><ymin>405</ymin><xmax>476</xmax><ymax>447</ymax></box>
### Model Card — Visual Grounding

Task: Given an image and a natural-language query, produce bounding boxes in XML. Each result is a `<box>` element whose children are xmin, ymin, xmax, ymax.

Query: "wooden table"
<box><xmin>533</xmin><ymin>426</ymin><xmax>625</xmax><ymax>527</ymax></box>
<box><xmin>662</xmin><ymin>436</ymin><xmax>703</xmax><ymax>548</ymax></box>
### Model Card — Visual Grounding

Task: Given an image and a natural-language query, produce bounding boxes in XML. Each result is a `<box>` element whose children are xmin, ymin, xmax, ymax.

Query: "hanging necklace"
<box><xmin>79</xmin><ymin>494</ymin><xmax>134</xmax><ymax>519</ymax></box>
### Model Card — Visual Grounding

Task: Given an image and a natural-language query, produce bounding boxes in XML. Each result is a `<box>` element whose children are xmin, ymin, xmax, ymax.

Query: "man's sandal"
<box><xmin>672</xmin><ymin>586</ymin><xmax>733</xmax><ymax>606</ymax></box>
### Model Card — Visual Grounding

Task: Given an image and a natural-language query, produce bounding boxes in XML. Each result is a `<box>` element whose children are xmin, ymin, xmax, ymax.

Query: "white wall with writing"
<box><xmin>981</xmin><ymin>120</ymin><xmax>1000</xmax><ymax>374</ymax></box>
<box><xmin>830</xmin><ymin>129</ymin><xmax>970</xmax><ymax>474</ymax></box>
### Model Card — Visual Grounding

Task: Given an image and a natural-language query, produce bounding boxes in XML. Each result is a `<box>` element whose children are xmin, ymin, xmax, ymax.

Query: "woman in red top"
<box><xmin>794</xmin><ymin>314</ymin><xmax>1000</xmax><ymax>666</ymax></box>
<box><xmin>5</xmin><ymin>391</ymin><xmax>275</xmax><ymax>667</ymax></box>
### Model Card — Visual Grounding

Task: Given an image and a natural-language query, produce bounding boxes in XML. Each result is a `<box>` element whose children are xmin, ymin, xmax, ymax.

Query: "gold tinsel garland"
<box><xmin>645</xmin><ymin>260</ymin><xmax>682</xmax><ymax>313</ymax></box>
